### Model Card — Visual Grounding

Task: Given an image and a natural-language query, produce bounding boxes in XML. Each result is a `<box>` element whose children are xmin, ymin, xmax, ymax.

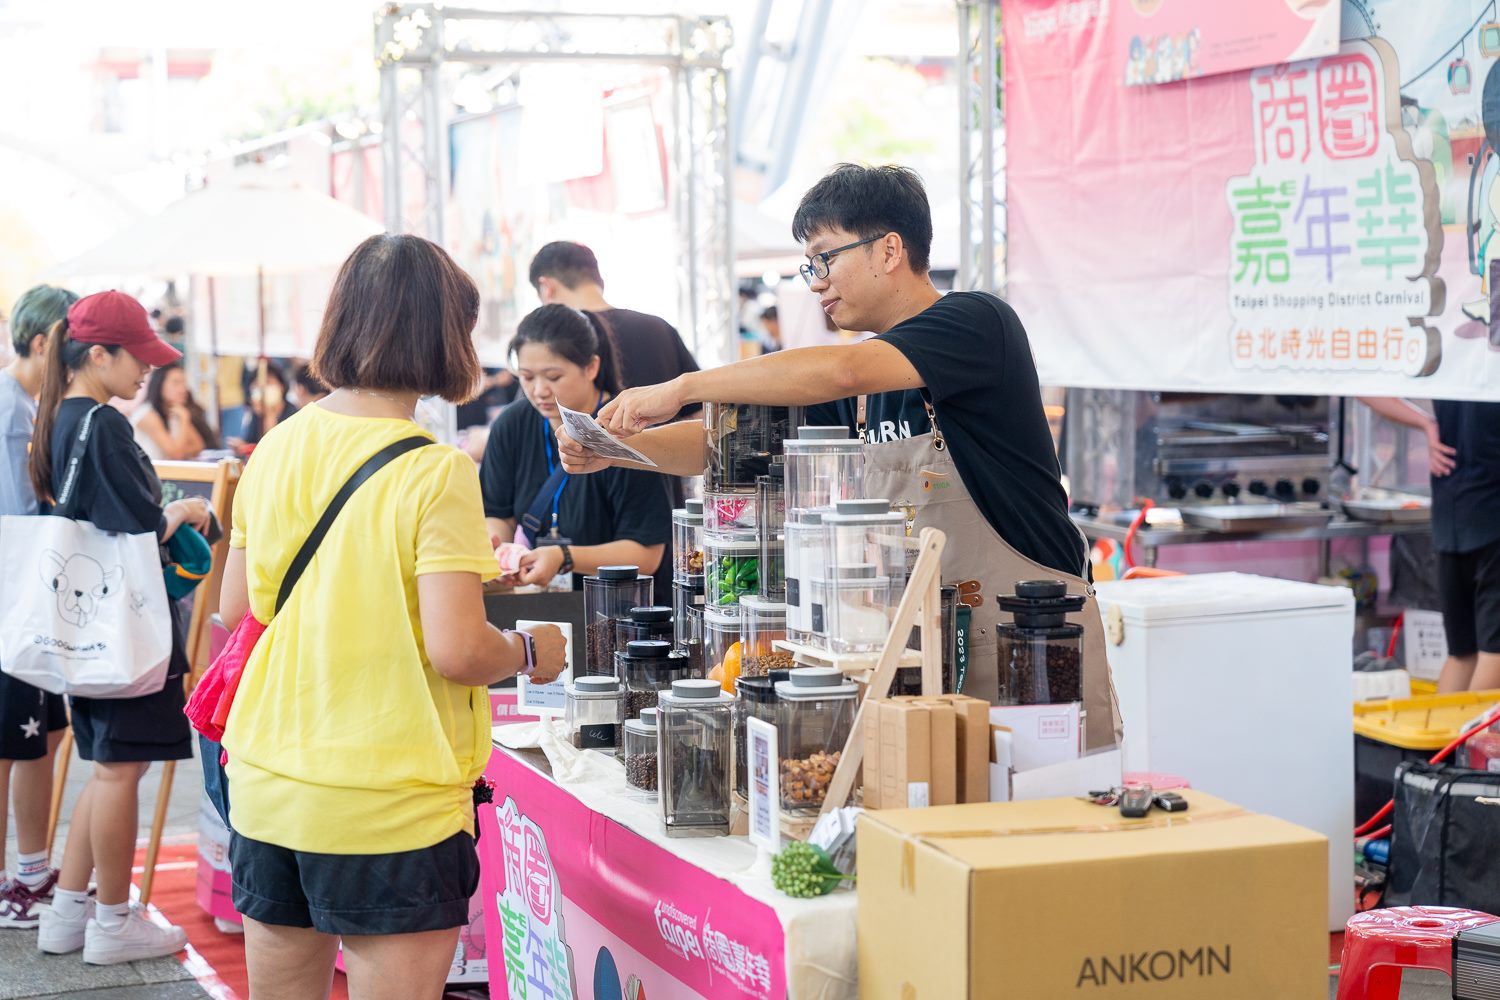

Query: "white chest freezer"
<box><xmin>1095</xmin><ymin>572</ymin><xmax>1354</xmax><ymax>930</ymax></box>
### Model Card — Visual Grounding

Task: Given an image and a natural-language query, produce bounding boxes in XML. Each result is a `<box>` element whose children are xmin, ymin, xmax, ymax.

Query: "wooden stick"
<box><xmin>819</xmin><ymin>528</ymin><xmax>947</xmax><ymax>817</ymax></box>
<box><xmin>47</xmin><ymin>728</ymin><xmax>73</xmax><ymax>862</ymax></box>
<box><xmin>139</xmin><ymin>759</ymin><xmax>175</xmax><ymax>905</ymax></box>
<box><xmin>921</xmin><ymin>558</ymin><xmax>942</xmax><ymax>696</ymax></box>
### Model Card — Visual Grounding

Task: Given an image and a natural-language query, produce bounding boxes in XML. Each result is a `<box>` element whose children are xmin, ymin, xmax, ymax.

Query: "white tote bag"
<box><xmin>0</xmin><ymin>402</ymin><xmax>174</xmax><ymax>699</ymax></box>
<box><xmin>0</xmin><ymin>514</ymin><xmax>173</xmax><ymax>698</ymax></box>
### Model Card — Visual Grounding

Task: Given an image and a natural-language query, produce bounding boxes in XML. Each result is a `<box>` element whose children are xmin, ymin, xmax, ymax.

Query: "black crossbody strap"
<box><xmin>274</xmin><ymin>435</ymin><xmax>431</xmax><ymax>615</ymax></box>
<box><xmin>53</xmin><ymin>403</ymin><xmax>106</xmax><ymax>519</ymax></box>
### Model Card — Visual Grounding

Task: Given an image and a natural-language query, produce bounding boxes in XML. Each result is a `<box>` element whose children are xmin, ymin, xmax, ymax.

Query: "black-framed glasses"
<box><xmin>798</xmin><ymin>234</ymin><xmax>885</xmax><ymax>286</ymax></box>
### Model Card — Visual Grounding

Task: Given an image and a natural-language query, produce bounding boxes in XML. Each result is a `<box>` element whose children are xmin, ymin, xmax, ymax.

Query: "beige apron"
<box><xmin>861</xmin><ymin>403</ymin><xmax>1123</xmax><ymax>752</ymax></box>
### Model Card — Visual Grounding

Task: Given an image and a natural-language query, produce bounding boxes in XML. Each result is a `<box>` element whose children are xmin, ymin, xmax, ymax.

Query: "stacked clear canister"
<box><xmin>782</xmin><ymin>428</ymin><xmax>865</xmax><ymax>650</ymax></box>
<box><xmin>823</xmin><ymin>499</ymin><xmax>907</xmax><ymax>653</ymax></box>
<box><xmin>658</xmin><ymin>679</ymin><xmax>734</xmax><ymax>836</ymax></box>
<box><xmin>670</xmin><ymin>499</ymin><xmax>706</xmax><ymax>675</ymax></box>
<box><xmin>583</xmin><ymin>567</ymin><xmax>653</xmax><ymax>676</ymax></box>
<box><xmin>701</xmin><ymin>405</ymin><xmax>795</xmax><ymax>698</ymax></box>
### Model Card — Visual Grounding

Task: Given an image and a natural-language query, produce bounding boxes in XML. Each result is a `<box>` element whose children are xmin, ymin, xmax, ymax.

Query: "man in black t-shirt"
<box><xmin>528</xmin><ymin>241</ymin><xmax>701</xmax><ymax>399</ymax></box>
<box><xmin>559</xmin><ymin>164</ymin><xmax>1082</xmax><ymax>577</ymax></box>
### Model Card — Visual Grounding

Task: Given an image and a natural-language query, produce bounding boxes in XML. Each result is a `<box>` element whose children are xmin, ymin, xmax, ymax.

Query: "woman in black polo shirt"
<box><xmin>480</xmin><ymin>305</ymin><xmax>670</xmax><ymax>590</ymax></box>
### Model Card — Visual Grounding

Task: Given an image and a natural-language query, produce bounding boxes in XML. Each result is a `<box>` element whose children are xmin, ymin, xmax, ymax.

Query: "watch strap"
<box><xmin>558</xmin><ymin>544</ymin><xmax>574</xmax><ymax>575</ymax></box>
<box><xmin>512</xmin><ymin>630</ymin><xmax>537</xmax><ymax>676</ymax></box>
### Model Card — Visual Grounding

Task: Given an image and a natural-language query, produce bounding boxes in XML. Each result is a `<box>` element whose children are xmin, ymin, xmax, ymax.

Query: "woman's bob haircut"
<box><xmin>311</xmin><ymin>233</ymin><xmax>483</xmax><ymax>403</ymax></box>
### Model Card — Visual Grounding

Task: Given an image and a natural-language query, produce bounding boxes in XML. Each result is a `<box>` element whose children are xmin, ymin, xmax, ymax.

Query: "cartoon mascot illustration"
<box><xmin>41</xmin><ymin>551</ymin><xmax>123</xmax><ymax>628</ymax></box>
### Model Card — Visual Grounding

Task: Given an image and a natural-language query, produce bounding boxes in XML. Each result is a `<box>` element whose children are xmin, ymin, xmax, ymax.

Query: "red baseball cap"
<box><xmin>67</xmin><ymin>291</ymin><xmax>182</xmax><ymax>367</ymax></box>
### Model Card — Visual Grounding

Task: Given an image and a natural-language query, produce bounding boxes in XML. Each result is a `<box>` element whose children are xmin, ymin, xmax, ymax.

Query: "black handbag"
<box><xmin>1385</xmin><ymin>761</ymin><xmax>1500</xmax><ymax>914</ymax></box>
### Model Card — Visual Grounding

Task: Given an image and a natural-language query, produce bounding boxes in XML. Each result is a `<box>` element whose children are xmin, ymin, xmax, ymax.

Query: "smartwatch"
<box><xmin>510</xmin><ymin>629</ymin><xmax>537</xmax><ymax>676</ymax></box>
<box><xmin>558</xmin><ymin>544</ymin><xmax>574</xmax><ymax>576</ymax></box>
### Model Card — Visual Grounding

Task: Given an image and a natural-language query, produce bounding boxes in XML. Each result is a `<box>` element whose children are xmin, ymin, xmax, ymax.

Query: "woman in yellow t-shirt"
<box><xmin>217</xmin><ymin>234</ymin><xmax>565</xmax><ymax>1000</ymax></box>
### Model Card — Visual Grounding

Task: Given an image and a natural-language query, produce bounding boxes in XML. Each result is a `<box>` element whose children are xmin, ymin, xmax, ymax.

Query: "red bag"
<box><xmin>184</xmin><ymin>614</ymin><xmax>268</xmax><ymax>741</ymax></box>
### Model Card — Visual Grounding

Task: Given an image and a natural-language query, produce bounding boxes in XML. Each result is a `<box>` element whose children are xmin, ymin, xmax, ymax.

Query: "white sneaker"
<box><xmin>82</xmin><ymin>905</ymin><xmax>187</xmax><ymax>965</ymax></box>
<box><xmin>37</xmin><ymin>897</ymin><xmax>94</xmax><ymax>954</ymax></box>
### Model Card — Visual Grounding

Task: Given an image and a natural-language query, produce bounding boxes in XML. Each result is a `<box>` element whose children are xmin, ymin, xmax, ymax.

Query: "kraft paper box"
<box><xmin>905</xmin><ymin>698</ymin><xmax>957</xmax><ymax>806</ymax></box>
<box><xmin>942</xmin><ymin>694</ymin><xmax>990</xmax><ymax>804</ymax></box>
<box><xmin>857</xmin><ymin>790</ymin><xmax>1327</xmax><ymax>999</ymax></box>
<box><xmin>878</xmin><ymin>700</ymin><xmax>931</xmax><ymax>809</ymax></box>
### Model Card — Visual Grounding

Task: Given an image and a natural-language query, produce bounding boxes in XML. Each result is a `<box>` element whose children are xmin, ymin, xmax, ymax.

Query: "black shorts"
<box><xmin>69</xmin><ymin>674</ymin><xmax>192</xmax><ymax>764</ymax></box>
<box><xmin>1437</xmin><ymin>537</ymin><xmax>1500</xmax><ymax>657</ymax></box>
<box><xmin>230</xmin><ymin>830</ymin><xmax>480</xmax><ymax>936</ymax></box>
<box><xmin>0</xmin><ymin>672</ymin><xmax>68</xmax><ymax>760</ymax></box>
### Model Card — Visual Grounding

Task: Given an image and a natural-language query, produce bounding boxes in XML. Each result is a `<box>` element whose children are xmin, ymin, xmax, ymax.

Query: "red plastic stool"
<box><xmin>1335</xmin><ymin>906</ymin><xmax>1500</xmax><ymax>999</ymax></box>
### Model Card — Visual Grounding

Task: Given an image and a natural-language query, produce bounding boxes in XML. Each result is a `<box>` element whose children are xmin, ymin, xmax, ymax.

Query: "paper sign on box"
<box><xmin>989</xmin><ymin>703</ymin><xmax>1080</xmax><ymax>774</ymax></box>
<box><xmin>1402</xmin><ymin>609</ymin><xmax>1448</xmax><ymax>682</ymax></box>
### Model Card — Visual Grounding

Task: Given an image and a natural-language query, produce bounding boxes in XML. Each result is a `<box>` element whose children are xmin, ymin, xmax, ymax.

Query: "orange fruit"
<box><xmin>720</xmin><ymin>641</ymin><xmax>743</xmax><ymax>693</ymax></box>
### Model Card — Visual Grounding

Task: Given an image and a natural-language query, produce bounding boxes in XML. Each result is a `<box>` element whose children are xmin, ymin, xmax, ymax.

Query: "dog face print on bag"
<box><xmin>40</xmin><ymin>551</ymin><xmax>124</xmax><ymax>628</ymax></box>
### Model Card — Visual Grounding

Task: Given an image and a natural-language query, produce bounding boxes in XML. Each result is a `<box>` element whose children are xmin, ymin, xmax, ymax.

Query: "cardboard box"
<box><xmin>942</xmin><ymin>694</ymin><xmax>990</xmax><ymax>803</ymax></box>
<box><xmin>857</xmin><ymin>791</ymin><xmax>1328</xmax><ymax>999</ymax></box>
<box><xmin>878</xmin><ymin>701</ymin><xmax>931</xmax><ymax>809</ymax></box>
<box><xmin>863</xmin><ymin>700</ymin><xmax>884</xmax><ymax>809</ymax></box>
<box><xmin>911</xmin><ymin>698</ymin><xmax>957</xmax><ymax>806</ymax></box>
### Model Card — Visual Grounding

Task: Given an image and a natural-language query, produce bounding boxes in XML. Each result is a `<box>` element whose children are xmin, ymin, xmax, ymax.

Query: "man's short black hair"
<box><xmin>791</xmin><ymin>163</ymin><xmax>933</xmax><ymax>274</ymax></box>
<box><xmin>528</xmin><ymin>241</ymin><xmax>605</xmax><ymax>291</ymax></box>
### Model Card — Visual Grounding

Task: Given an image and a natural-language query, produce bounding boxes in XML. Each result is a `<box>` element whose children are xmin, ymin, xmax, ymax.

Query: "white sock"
<box><xmin>17</xmin><ymin>851</ymin><xmax>49</xmax><ymax>889</ymax></box>
<box><xmin>51</xmin><ymin>888</ymin><xmax>90</xmax><ymax>920</ymax></box>
<box><xmin>95</xmin><ymin>900</ymin><xmax>130</xmax><ymax>931</ymax></box>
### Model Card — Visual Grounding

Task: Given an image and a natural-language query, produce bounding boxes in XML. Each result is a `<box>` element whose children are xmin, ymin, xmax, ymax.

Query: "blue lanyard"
<box><xmin>539</xmin><ymin>391</ymin><xmax>603</xmax><ymax>538</ymax></box>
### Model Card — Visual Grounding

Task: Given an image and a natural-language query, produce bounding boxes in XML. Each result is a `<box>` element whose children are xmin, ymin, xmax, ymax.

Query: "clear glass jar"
<box><xmin>703</xmin><ymin>609</ymin><xmax>742</xmax><ymax>692</ymax></box>
<box><xmin>658</xmin><ymin>679</ymin><xmax>734</xmax><ymax>836</ymax></box>
<box><xmin>704</xmin><ymin>533</ymin><xmax>760</xmax><ymax>611</ymax></box>
<box><xmin>784</xmin><ymin>426</ymin><xmax>865</xmax><ymax>517</ymax></box>
<box><xmin>618</xmin><ymin>639</ymin><xmax>695</xmax><ymax>717</ymax></box>
<box><xmin>616</xmin><ymin>606</ymin><xmax>674</xmax><ymax>649</ymax></box>
<box><xmin>740</xmin><ymin>597</ymin><xmax>792</xmax><ymax>678</ymax></box>
<box><xmin>758</xmin><ymin>467</ymin><xmax>787</xmax><ymax>601</ymax></box>
<box><xmin>704</xmin><ymin>403</ymin><xmax>797</xmax><ymax>491</ymax></box>
<box><xmin>734</xmin><ymin>671</ymin><xmax>789</xmax><ymax>799</ymax></box>
<box><xmin>624</xmin><ymin>709</ymin><xmax>659</xmax><ymax>793</ymax></box>
<box><xmin>996</xmin><ymin>580</ymin><xmax>1087</xmax><ymax>706</ymax></box>
<box><xmin>785</xmin><ymin>510</ymin><xmax>830</xmax><ymax>646</ymax></box>
<box><xmin>825</xmin><ymin>500</ymin><xmax>908</xmax><ymax>653</ymax></box>
<box><xmin>818</xmin><ymin>564</ymin><xmax>896</xmax><ymax>653</ymax></box>
<box><xmin>672</xmin><ymin>500</ymin><xmax>705</xmax><ymax>581</ymax></box>
<box><xmin>583</xmin><ymin>566</ymin><xmax>653</xmax><ymax>676</ymax></box>
<box><xmin>704</xmin><ymin>488</ymin><xmax>758</xmax><ymax>533</ymax></box>
<box><xmin>775</xmin><ymin>667</ymin><xmax>858</xmax><ymax>812</ymax></box>
<box><xmin>672</xmin><ymin>577</ymin><xmax>705</xmax><ymax>674</ymax></box>
<box><xmin>565</xmin><ymin>675</ymin><xmax>625</xmax><ymax>753</ymax></box>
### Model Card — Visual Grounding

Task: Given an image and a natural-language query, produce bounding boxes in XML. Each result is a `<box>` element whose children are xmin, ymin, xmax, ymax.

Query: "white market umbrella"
<box><xmin>48</xmin><ymin>173</ymin><xmax>384</xmax><ymax>363</ymax></box>
<box><xmin>50</xmin><ymin>175</ymin><xmax>383</xmax><ymax>279</ymax></box>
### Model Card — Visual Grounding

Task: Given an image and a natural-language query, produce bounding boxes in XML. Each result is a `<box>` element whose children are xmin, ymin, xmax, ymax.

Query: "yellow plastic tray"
<box><xmin>1353</xmin><ymin>689</ymin><xmax>1500</xmax><ymax>750</ymax></box>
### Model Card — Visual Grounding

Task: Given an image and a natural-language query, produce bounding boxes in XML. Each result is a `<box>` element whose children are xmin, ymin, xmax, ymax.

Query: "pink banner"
<box><xmin>1004</xmin><ymin>0</ymin><xmax>1500</xmax><ymax>401</ymax></box>
<box><xmin>1114</xmin><ymin>0</ymin><xmax>1340</xmax><ymax>86</ymax></box>
<box><xmin>479</xmin><ymin>749</ymin><xmax>788</xmax><ymax>1000</ymax></box>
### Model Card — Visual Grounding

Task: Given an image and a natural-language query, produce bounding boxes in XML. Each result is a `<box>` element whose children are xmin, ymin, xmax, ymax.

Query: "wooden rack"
<box><xmin>775</xmin><ymin>527</ymin><xmax>948</xmax><ymax>820</ymax></box>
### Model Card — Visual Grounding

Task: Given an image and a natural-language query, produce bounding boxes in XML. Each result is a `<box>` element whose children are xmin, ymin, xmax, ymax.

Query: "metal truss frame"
<box><xmin>956</xmin><ymin>0</ymin><xmax>1004</xmax><ymax>294</ymax></box>
<box><xmin>375</xmin><ymin>4</ymin><xmax>735</xmax><ymax>364</ymax></box>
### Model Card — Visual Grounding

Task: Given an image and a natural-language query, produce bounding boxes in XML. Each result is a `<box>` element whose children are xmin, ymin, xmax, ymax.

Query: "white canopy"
<box><xmin>49</xmin><ymin>172</ymin><xmax>382</xmax><ymax>279</ymax></box>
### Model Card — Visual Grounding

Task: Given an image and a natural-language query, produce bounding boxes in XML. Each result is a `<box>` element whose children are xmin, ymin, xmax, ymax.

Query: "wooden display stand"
<box><xmin>771</xmin><ymin>527</ymin><xmax>948</xmax><ymax>823</ymax></box>
<box><xmin>47</xmin><ymin>459</ymin><xmax>240</xmax><ymax>906</ymax></box>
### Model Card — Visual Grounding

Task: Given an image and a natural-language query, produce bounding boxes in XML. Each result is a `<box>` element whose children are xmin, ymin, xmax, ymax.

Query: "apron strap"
<box><xmin>922</xmin><ymin>397</ymin><xmax>946</xmax><ymax>452</ymax></box>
